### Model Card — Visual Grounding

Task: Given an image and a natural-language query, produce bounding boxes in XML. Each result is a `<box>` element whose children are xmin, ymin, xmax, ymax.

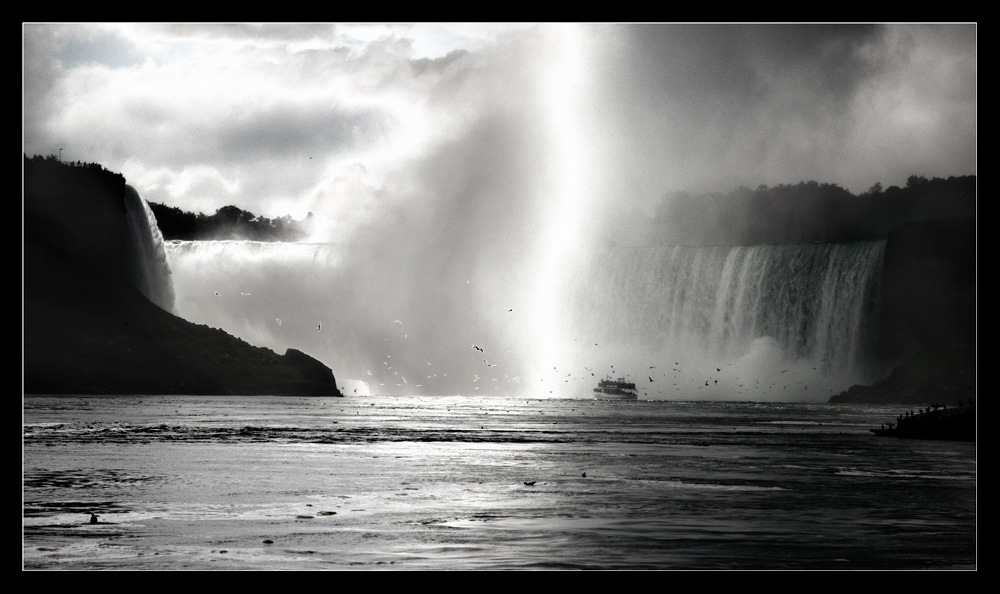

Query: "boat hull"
<box><xmin>593</xmin><ymin>389</ymin><xmax>638</xmax><ymax>401</ymax></box>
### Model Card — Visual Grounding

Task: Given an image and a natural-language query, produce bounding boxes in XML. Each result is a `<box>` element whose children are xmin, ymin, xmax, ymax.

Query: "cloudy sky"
<box><xmin>24</xmin><ymin>24</ymin><xmax>976</xmax><ymax>232</ymax></box>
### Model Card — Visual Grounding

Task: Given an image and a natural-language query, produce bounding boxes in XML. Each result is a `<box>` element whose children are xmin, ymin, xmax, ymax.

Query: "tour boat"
<box><xmin>593</xmin><ymin>376</ymin><xmax>638</xmax><ymax>400</ymax></box>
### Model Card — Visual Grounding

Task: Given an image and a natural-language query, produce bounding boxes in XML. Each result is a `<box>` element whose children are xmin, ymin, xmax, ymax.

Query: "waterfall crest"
<box><xmin>123</xmin><ymin>185</ymin><xmax>176</xmax><ymax>313</ymax></box>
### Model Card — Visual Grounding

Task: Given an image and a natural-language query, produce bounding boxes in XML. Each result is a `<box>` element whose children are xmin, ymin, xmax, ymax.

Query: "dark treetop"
<box><xmin>148</xmin><ymin>201</ymin><xmax>313</xmax><ymax>242</ymax></box>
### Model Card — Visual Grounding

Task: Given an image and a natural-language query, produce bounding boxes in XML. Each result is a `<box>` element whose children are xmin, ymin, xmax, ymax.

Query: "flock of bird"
<box><xmin>212</xmin><ymin>287</ymin><xmax>833</xmax><ymax>399</ymax></box>
<box><xmin>213</xmin><ymin>289</ymin><xmax>322</xmax><ymax>333</ymax></box>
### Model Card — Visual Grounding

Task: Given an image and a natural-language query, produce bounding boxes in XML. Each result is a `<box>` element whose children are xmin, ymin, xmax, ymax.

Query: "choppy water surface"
<box><xmin>23</xmin><ymin>396</ymin><xmax>976</xmax><ymax>569</ymax></box>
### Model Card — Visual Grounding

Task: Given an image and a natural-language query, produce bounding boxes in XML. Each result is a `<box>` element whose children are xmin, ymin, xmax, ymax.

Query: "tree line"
<box><xmin>148</xmin><ymin>202</ymin><xmax>313</xmax><ymax>242</ymax></box>
<box><xmin>644</xmin><ymin>175</ymin><xmax>976</xmax><ymax>246</ymax></box>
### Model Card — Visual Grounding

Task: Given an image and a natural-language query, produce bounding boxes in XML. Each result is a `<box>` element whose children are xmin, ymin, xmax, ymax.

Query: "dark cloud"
<box><xmin>609</xmin><ymin>24</ymin><xmax>890</xmax><ymax>150</ymax></box>
<box><xmin>623</xmin><ymin>24</ymin><xmax>885</xmax><ymax>100</ymax></box>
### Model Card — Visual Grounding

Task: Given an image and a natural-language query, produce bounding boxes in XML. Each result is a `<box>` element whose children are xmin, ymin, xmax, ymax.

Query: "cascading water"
<box><xmin>556</xmin><ymin>241</ymin><xmax>885</xmax><ymax>401</ymax></box>
<box><xmin>123</xmin><ymin>185</ymin><xmax>176</xmax><ymax>313</ymax></box>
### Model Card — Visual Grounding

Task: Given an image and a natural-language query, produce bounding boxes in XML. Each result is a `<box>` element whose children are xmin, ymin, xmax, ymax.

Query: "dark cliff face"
<box><xmin>23</xmin><ymin>157</ymin><xmax>341</xmax><ymax>396</ymax></box>
<box><xmin>876</xmin><ymin>218</ymin><xmax>976</xmax><ymax>365</ymax></box>
<box><xmin>830</xmin><ymin>217</ymin><xmax>975</xmax><ymax>405</ymax></box>
<box><xmin>25</xmin><ymin>159</ymin><xmax>132</xmax><ymax>299</ymax></box>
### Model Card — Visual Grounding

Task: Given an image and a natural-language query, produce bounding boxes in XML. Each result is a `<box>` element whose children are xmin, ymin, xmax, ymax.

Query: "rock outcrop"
<box><xmin>830</xmin><ymin>345</ymin><xmax>974</xmax><ymax>405</ymax></box>
<box><xmin>871</xmin><ymin>404</ymin><xmax>975</xmax><ymax>442</ymax></box>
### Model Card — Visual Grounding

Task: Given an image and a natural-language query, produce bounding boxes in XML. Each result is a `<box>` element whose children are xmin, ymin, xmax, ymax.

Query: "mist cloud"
<box><xmin>28</xmin><ymin>23</ymin><xmax>972</xmax><ymax>397</ymax></box>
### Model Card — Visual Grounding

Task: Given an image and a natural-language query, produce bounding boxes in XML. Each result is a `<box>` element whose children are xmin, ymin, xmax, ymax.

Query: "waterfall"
<box><xmin>123</xmin><ymin>185</ymin><xmax>176</xmax><ymax>313</ymax></box>
<box><xmin>558</xmin><ymin>241</ymin><xmax>885</xmax><ymax>400</ymax></box>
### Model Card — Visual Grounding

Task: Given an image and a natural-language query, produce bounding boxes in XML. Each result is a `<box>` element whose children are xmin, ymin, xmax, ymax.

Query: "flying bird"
<box><xmin>318</xmin><ymin>323</ymin><xmax>321</xmax><ymax>331</ymax></box>
<box><xmin>394</xmin><ymin>320</ymin><xmax>403</xmax><ymax>325</ymax></box>
<box><xmin>276</xmin><ymin>318</ymin><xmax>281</xmax><ymax>325</ymax></box>
<box><xmin>472</xmin><ymin>345</ymin><xmax>484</xmax><ymax>352</ymax></box>
<box><xmin>215</xmin><ymin>291</ymin><xmax>220</xmax><ymax>297</ymax></box>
